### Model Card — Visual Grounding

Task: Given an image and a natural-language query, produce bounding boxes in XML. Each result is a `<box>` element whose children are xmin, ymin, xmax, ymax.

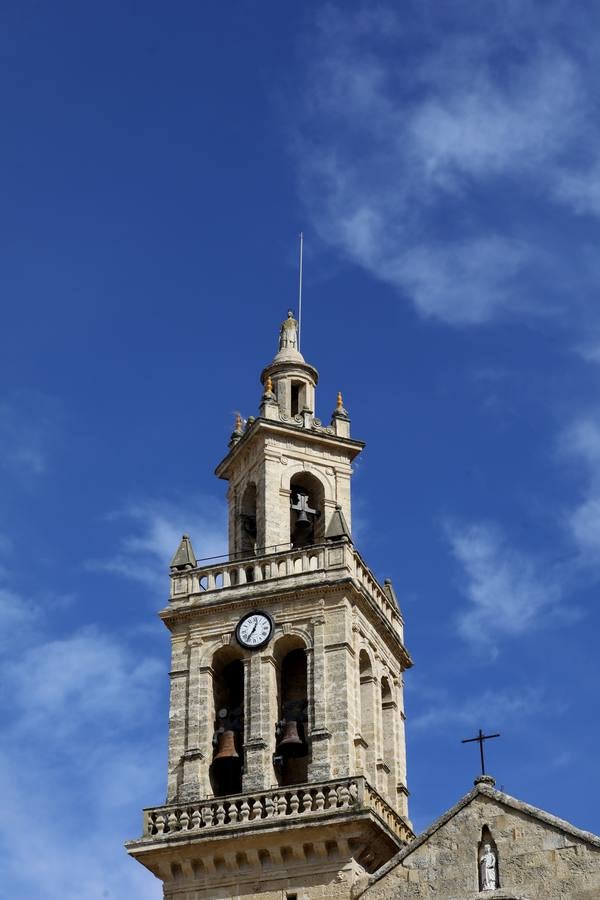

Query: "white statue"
<box><xmin>479</xmin><ymin>843</ymin><xmax>497</xmax><ymax>891</ymax></box>
<box><xmin>279</xmin><ymin>310</ymin><xmax>298</xmax><ymax>351</ymax></box>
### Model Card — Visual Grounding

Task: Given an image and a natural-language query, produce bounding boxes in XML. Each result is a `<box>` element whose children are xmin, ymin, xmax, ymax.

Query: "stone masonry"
<box><xmin>358</xmin><ymin>777</ymin><xmax>600</xmax><ymax>900</ymax></box>
<box><xmin>126</xmin><ymin>312</ymin><xmax>414</xmax><ymax>898</ymax></box>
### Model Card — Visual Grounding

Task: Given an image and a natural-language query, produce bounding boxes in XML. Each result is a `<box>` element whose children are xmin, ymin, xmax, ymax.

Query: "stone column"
<box><xmin>180</xmin><ymin>632</ymin><xmax>214</xmax><ymax>801</ymax></box>
<box><xmin>263</xmin><ymin>454</ymin><xmax>288</xmax><ymax>551</ymax></box>
<box><xmin>308</xmin><ymin>614</ymin><xmax>331</xmax><ymax>781</ymax></box>
<box><xmin>323</xmin><ymin>605</ymin><xmax>355</xmax><ymax>778</ymax></box>
<box><xmin>360</xmin><ymin>672</ymin><xmax>378</xmax><ymax>786</ymax></box>
<box><xmin>166</xmin><ymin>631</ymin><xmax>188</xmax><ymax>802</ymax></box>
<box><xmin>242</xmin><ymin>653</ymin><xmax>271</xmax><ymax>792</ymax></box>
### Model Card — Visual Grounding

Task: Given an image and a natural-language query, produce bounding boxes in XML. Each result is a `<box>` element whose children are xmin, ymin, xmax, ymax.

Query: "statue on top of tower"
<box><xmin>279</xmin><ymin>310</ymin><xmax>299</xmax><ymax>351</ymax></box>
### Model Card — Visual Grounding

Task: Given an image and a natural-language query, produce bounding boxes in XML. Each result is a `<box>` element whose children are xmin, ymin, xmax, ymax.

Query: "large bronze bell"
<box><xmin>213</xmin><ymin>730</ymin><xmax>239</xmax><ymax>762</ymax></box>
<box><xmin>277</xmin><ymin>720</ymin><xmax>306</xmax><ymax>757</ymax></box>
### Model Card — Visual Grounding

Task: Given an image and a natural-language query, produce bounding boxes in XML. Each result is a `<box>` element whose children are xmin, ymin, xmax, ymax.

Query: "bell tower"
<box><xmin>126</xmin><ymin>312</ymin><xmax>414</xmax><ymax>899</ymax></box>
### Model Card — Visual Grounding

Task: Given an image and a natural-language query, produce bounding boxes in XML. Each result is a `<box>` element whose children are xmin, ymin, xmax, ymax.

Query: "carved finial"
<box><xmin>229</xmin><ymin>412</ymin><xmax>244</xmax><ymax>447</ymax></box>
<box><xmin>332</xmin><ymin>391</ymin><xmax>348</xmax><ymax>419</ymax></box>
<box><xmin>261</xmin><ymin>374</ymin><xmax>276</xmax><ymax>405</ymax></box>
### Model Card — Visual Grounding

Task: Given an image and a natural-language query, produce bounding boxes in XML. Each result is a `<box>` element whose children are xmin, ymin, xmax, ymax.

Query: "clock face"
<box><xmin>236</xmin><ymin>611</ymin><xmax>273</xmax><ymax>649</ymax></box>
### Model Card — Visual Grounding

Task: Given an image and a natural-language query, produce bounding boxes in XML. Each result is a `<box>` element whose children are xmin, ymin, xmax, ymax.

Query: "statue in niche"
<box><xmin>279</xmin><ymin>310</ymin><xmax>298</xmax><ymax>351</ymax></box>
<box><xmin>479</xmin><ymin>842</ymin><xmax>498</xmax><ymax>891</ymax></box>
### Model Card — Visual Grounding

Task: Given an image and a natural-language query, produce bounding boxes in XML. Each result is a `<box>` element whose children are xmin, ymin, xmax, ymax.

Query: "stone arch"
<box><xmin>209</xmin><ymin>644</ymin><xmax>245</xmax><ymax>797</ymax></box>
<box><xmin>289</xmin><ymin>470</ymin><xmax>326</xmax><ymax>547</ymax></box>
<box><xmin>239</xmin><ymin>481</ymin><xmax>257</xmax><ymax>556</ymax></box>
<box><xmin>478</xmin><ymin>824</ymin><xmax>500</xmax><ymax>891</ymax></box>
<box><xmin>280</xmin><ymin>463</ymin><xmax>334</xmax><ymax>499</ymax></box>
<box><xmin>272</xmin><ymin>625</ymin><xmax>313</xmax><ymax>651</ymax></box>
<box><xmin>359</xmin><ymin>648</ymin><xmax>376</xmax><ymax>782</ymax></box>
<box><xmin>273</xmin><ymin>633</ymin><xmax>310</xmax><ymax>787</ymax></box>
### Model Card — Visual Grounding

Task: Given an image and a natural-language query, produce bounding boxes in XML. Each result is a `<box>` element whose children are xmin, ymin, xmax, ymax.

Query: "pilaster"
<box><xmin>308</xmin><ymin>613</ymin><xmax>331</xmax><ymax>781</ymax></box>
<box><xmin>242</xmin><ymin>653</ymin><xmax>272</xmax><ymax>791</ymax></box>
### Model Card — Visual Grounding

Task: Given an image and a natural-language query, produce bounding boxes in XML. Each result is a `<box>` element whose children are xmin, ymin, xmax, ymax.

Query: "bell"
<box><xmin>277</xmin><ymin>720</ymin><xmax>306</xmax><ymax>757</ymax></box>
<box><xmin>213</xmin><ymin>730</ymin><xmax>240</xmax><ymax>762</ymax></box>
<box><xmin>295</xmin><ymin>508</ymin><xmax>311</xmax><ymax>529</ymax></box>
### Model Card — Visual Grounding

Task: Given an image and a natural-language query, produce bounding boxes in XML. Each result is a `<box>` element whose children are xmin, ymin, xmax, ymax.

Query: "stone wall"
<box><xmin>359</xmin><ymin>785</ymin><xmax>600</xmax><ymax>900</ymax></box>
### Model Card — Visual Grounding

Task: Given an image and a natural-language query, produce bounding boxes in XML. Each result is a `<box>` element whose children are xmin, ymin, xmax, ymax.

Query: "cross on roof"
<box><xmin>461</xmin><ymin>728</ymin><xmax>500</xmax><ymax>776</ymax></box>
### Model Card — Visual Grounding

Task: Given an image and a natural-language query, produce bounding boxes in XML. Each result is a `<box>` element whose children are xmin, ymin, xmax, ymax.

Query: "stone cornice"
<box><xmin>215</xmin><ymin>417</ymin><xmax>365</xmax><ymax>481</ymax></box>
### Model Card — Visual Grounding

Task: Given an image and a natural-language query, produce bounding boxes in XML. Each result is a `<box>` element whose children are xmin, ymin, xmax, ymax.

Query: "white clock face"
<box><xmin>236</xmin><ymin>612</ymin><xmax>273</xmax><ymax>649</ymax></box>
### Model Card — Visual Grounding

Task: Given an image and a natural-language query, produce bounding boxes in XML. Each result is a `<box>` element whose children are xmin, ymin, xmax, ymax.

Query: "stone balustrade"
<box><xmin>142</xmin><ymin>777</ymin><xmax>411</xmax><ymax>844</ymax></box>
<box><xmin>169</xmin><ymin>540</ymin><xmax>401</xmax><ymax>628</ymax></box>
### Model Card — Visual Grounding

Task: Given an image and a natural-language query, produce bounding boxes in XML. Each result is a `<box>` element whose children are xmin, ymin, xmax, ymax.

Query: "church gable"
<box><xmin>359</xmin><ymin>782</ymin><xmax>600</xmax><ymax>900</ymax></box>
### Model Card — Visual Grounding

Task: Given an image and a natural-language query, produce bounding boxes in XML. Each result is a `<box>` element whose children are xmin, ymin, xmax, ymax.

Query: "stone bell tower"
<box><xmin>126</xmin><ymin>311</ymin><xmax>414</xmax><ymax>899</ymax></box>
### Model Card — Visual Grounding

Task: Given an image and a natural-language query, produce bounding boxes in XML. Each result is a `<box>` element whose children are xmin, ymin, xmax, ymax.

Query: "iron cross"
<box><xmin>462</xmin><ymin>728</ymin><xmax>500</xmax><ymax>775</ymax></box>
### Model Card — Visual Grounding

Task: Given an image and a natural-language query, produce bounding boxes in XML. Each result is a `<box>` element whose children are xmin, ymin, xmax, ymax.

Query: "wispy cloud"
<box><xmin>0</xmin><ymin>560</ymin><xmax>163</xmax><ymax>899</ymax></box>
<box><xmin>560</xmin><ymin>414</ymin><xmax>600</xmax><ymax>566</ymax></box>
<box><xmin>0</xmin><ymin>391</ymin><xmax>61</xmax><ymax>478</ymax></box>
<box><xmin>445</xmin><ymin>520</ymin><xmax>565</xmax><ymax>650</ymax></box>
<box><xmin>87</xmin><ymin>495</ymin><xmax>227</xmax><ymax>589</ymax></box>
<box><xmin>6</xmin><ymin>627</ymin><xmax>163</xmax><ymax>743</ymax></box>
<box><xmin>294</xmin><ymin>2</ymin><xmax>600</xmax><ymax>325</ymax></box>
<box><xmin>410</xmin><ymin>683</ymin><xmax>550</xmax><ymax>732</ymax></box>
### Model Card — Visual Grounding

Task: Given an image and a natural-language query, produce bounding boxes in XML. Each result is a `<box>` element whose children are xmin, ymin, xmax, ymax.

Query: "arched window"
<box><xmin>289</xmin><ymin>472</ymin><xmax>325</xmax><ymax>548</ymax></box>
<box><xmin>239</xmin><ymin>482</ymin><xmax>257</xmax><ymax>556</ymax></box>
<box><xmin>210</xmin><ymin>647</ymin><xmax>244</xmax><ymax>797</ymax></box>
<box><xmin>290</xmin><ymin>380</ymin><xmax>308</xmax><ymax>417</ymax></box>
<box><xmin>274</xmin><ymin>636</ymin><xmax>309</xmax><ymax>786</ymax></box>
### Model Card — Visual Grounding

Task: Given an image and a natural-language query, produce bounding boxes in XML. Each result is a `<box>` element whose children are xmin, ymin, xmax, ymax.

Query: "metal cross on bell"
<box><xmin>291</xmin><ymin>491</ymin><xmax>317</xmax><ymax>529</ymax></box>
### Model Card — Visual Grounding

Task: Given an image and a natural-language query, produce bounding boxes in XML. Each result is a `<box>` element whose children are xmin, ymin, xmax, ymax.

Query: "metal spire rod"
<box><xmin>298</xmin><ymin>231</ymin><xmax>304</xmax><ymax>351</ymax></box>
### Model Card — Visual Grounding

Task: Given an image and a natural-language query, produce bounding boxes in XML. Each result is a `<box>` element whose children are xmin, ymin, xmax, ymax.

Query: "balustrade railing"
<box><xmin>142</xmin><ymin>777</ymin><xmax>411</xmax><ymax>842</ymax></box>
<box><xmin>169</xmin><ymin>541</ymin><xmax>401</xmax><ymax>626</ymax></box>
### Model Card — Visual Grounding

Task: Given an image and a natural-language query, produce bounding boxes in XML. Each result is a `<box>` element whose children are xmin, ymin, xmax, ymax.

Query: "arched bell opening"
<box><xmin>290</xmin><ymin>379</ymin><xmax>309</xmax><ymax>417</ymax></box>
<box><xmin>289</xmin><ymin>472</ymin><xmax>324</xmax><ymax>549</ymax></box>
<box><xmin>239</xmin><ymin>482</ymin><xmax>257</xmax><ymax>556</ymax></box>
<box><xmin>359</xmin><ymin>650</ymin><xmax>376</xmax><ymax>779</ymax></box>
<box><xmin>381</xmin><ymin>676</ymin><xmax>395</xmax><ymax>801</ymax></box>
<box><xmin>209</xmin><ymin>647</ymin><xmax>244</xmax><ymax>797</ymax></box>
<box><xmin>478</xmin><ymin>825</ymin><xmax>500</xmax><ymax>892</ymax></box>
<box><xmin>273</xmin><ymin>636</ymin><xmax>309</xmax><ymax>786</ymax></box>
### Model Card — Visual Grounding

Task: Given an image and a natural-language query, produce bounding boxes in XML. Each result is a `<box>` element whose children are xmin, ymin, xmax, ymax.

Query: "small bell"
<box><xmin>213</xmin><ymin>730</ymin><xmax>240</xmax><ymax>762</ymax></box>
<box><xmin>277</xmin><ymin>720</ymin><xmax>306</xmax><ymax>757</ymax></box>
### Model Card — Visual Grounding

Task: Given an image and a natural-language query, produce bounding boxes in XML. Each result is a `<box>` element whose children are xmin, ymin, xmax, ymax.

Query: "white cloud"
<box><xmin>0</xmin><ymin>623</ymin><xmax>164</xmax><ymax>899</ymax></box>
<box><xmin>560</xmin><ymin>415</ymin><xmax>600</xmax><ymax>564</ymax></box>
<box><xmin>0</xmin><ymin>585</ymin><xmax>39</xmax><ymax>645</ymax></box>
<box><xmin>87</xmin><ymin>495</ymin><xmax>227</xmax><ymax>589</ymax></box>
<box><xmin>410</xmin><ymin>683</ymin><xmax>547</xmax><ymax>732</ymax></box>
<box><xmin>294</xmin><ymin>3</ymin><xmax>600</xmax><ymax>324</ymax></box>
<box><xmin>6</xmin><ymin>627</ymin><xmax>163</xmax><ymax>743</ymax></box>
<box><xmin>445</xmin><ymin>520</ymin><xmax>563</xmax><ymax>649</ymax></box>
<box><xmin>0</xmin><ymin>391</ymin><xmax>60</xmax><ymax>478</ymax></box>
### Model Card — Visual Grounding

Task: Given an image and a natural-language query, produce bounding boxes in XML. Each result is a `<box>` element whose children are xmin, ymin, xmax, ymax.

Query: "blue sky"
<box><xmin>1</xmin><ymin>1</ymin><xmax>600</xmax><ymax>896</ymax></box>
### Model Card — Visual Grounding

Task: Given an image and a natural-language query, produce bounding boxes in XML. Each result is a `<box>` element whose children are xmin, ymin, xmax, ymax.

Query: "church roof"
<box><xmin>366</xmin><ymin>777</ymin><xmax>600</xmax><ymax>890</ymax></box>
